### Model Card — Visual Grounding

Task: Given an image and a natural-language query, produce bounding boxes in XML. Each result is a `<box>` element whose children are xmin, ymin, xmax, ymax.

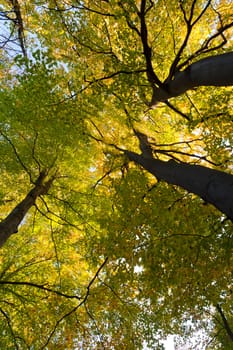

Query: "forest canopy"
<box><xmin>0</xmin><ymin>0</ymin><xmax>233</xmax><ymax>349</ymax></box>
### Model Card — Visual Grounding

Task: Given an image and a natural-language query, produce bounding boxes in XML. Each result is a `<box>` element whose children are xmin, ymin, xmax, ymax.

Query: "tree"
<box><xmin>0</xmin><ymin>0</ymin><xmax>233</xmax><ymax>348</ymax></box>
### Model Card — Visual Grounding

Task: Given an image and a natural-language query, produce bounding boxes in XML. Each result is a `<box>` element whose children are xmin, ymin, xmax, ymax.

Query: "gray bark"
<box><xmin>0</xmin><ymin>171</ymin><xmax>54</xmax><ymax>248</ymax></box>
<box><xmin>151</xmin><ymin>52</ymin><xmax>233</xmax><ymax>104</ymax></box>
<box><xmin>125</xmin><ymin>150</ymin><xmax>233</xmax><ymax>220</ymax></box>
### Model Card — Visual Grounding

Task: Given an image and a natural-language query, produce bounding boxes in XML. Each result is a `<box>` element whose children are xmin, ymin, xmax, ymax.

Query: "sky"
<box><xmin>163</xmin><ymin>336</ymin><xmax>175</xmax><ymax>350</ymax></box>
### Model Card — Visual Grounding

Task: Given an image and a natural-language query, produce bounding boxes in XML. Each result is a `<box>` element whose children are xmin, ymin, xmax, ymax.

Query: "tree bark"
<box><xmin>125</xmin><ymin>150</ymin><xmax>233</xmax><ymax>220</ymax></box>
<box><xmin>0</xmin><ymin>171</ymin><xmax>54</xmax><ymax>248</ymax></box>
<box><xmin>151</xmin><ymin>52</ymin><xmax>233</xmax><ymax>105</ymax></box>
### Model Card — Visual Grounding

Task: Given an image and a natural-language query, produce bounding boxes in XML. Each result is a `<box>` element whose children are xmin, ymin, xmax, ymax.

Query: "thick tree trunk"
<box><xmin>125</xmin><ymin>150</ymin><xmax>233</xmax><ymax>220</ymax></box>
<box><xmin>0</xmin><ymin>171</ymin><xmax>54</xmax><ymax>248</ymax></box>
<box><xmin>151</xmin><ymin>52</ymin><xmax>233</xmax><ymax>104</ymax></box>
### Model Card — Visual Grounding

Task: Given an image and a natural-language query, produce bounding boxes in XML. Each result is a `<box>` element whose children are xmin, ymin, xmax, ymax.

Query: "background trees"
<box><xmin>0</xmin><ymin>0</ymin><xmax>233</xmax><ymax>348</ymax></box>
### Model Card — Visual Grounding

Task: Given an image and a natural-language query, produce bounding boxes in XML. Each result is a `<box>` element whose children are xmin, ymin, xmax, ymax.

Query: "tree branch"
<box><xmin>0</xmin><ymin>280</ymin><xmax>81</xmax><ymax>300</ymax></box>
<box><xmin>139</xmin><ymin>0</ymin><xmax>162</xmax><ymax>87</ymax></box>
<box><xmin>0</xmin><ymin>306</ymin><xmax>19</xmax><ymax>349</ymax></box>
<box><xmin>9</xmin><ymin>0</ymin><xmax>27</xmax><ymax>57</ymax></box>
<box><xmin>216</xmin><ymin>304</ymin><xmax>233</xmax><ymax>342</ymax></box>
<box><xmin>125</xmin><ymin>150</ymin><xmax>233</xmax><ymax>220</ymax></box>
<box><xmin>151</xmin><ymin>51</ymin><xmax>233</xmax><ymax>105</ymax></box>
<box><xmin>42</xmin><ymin>257</ymin><xmax>108</xmax><ymax>348</ymax></box>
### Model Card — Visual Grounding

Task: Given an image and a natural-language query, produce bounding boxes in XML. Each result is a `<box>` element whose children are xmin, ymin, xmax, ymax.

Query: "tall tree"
<box><xmin>0</xmin><ymin>0</ymin><xmax>233</xmax><ymax>348</ymax></box>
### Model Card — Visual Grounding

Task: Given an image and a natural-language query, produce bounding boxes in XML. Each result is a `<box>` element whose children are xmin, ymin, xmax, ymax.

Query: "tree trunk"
<box><xmin>151</xmin><ymin>52</ymin><xmax>233</xmax><ymax>104</ymax></box>
<box><xmin>0</xmin><ymin>171</ymin><xmax>54</xmax><ymax>248</ymax></box>
<box><xmin>125</xmin><ymin>150</ymin><xmax>233</xmax><ymax>220</ymax></box>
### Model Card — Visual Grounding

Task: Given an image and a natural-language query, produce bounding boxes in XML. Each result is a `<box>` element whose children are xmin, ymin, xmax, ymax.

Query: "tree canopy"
<box><xmin>0</xmin><ymin>0</ymin><xmax>233</xmax><ymax>349</ymax></box>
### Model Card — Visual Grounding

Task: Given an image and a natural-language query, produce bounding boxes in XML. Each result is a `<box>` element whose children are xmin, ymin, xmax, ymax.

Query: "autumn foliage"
<box><xmin>0</xmin><ymin>1</ymin><xmax>233</xmax><ymax>349</ymax></box>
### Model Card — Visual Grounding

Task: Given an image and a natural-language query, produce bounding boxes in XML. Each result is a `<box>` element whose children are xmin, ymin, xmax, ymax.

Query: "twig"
<box><xmin>41</xmin><ymin>257</ymin><xmax>108</xmax><ymax>348</ymax></box>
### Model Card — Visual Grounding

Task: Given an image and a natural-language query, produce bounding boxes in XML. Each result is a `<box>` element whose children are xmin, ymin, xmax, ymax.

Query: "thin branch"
<box><xmin>84</xmin><ymin>303</ymin><xmax>106</xmax><ymax>349</ymax></box>
<box><xmin>139</xmin><ymin>0</ymin><xmax>162</xmax><ymax>87</ymax></box>
<box><xmin>84</xmin><ymin>69</ymin><xmax>147</xmax><ymax>85</ymax></box>
<box><xmin>162</xmin><ymin>0</ymin><xmax>176</xmax><ymax>54</ymax></box>
<box><xmin>153</xmin><ymin>148</ymin><xmax>220</xmax><ymax>166</ymax></box>
<box><xmin>0</xmin><ymin>131</ymin><xmax>32</xmax><ymax>181</ymax></box>
<box><xmin>176</xmin><ymin>19</ymin><xmax>233</xmax><ymax>72</ymax></box>
<box><xmin>155</xmin><ymin>138</ymin><xmax>203</xmax><ymax>147</ymax></box>
<box><xmin>92</xmin><ymin>170</ymin><xmax>112</xmax><ymax>189</ymax></box>
<box><xmin>0</xmin><ymin>280</ymin><xmax>81</xmax><ymax>300</ymax></box>
<box><xmin>206</xmin><ymin>328</ymin><xmax>224</xmax><ymax>348</ymax></box>
<box><xmin>168</xmin><ymin>0</ymin><xmax>195</xmax><ymax>79</ymax></box>
<box><xmin>57</xmin><ymin>1</ymin><xmax>115</xmax><ymax>17</ymax></box>
<box><xmin>35</xmin><ymin>197</ymin><xmax>82</xmax><ymax>231</ymax></box>
<box><xmin>185</xmin><ymin>91</ymin><xmax>202</xmax><ymax>118</ymax></box>
<box><xmin>118</xmin><ymin>1</ymin><xmax>141</xmax><ymax>37</ymax></box>
<box><xmin>47</xmin><ymin>194</ymin><xmax>96</xmax><ymax>232</ymax></box>
<box><xmin>76</xmin><ymin>4</ymin><xmax>114</xmax><ymax>17</ymax></box>
<box><xmin>42</xmin><ymin>257</ymin><xmax>108</xmax><ymax>348</ymax></box>
<box><xmin>103</xmin><ymin>19</ymin><xmax>121</xmax><ymax>63</ymax></box>
<box><xmin>51</xmin><ymin>68</ymin><xmax>146</xmax><ymax>105</ymax></box>
<box><xmin>0</xmin><ymin>256</ymin><xmax>52</xmax><ymax>281</ymax></box>
<box><xmin>192</xmin><ymin>0</ymin><xmax>211</xmax><ymax>26</ymax></box>
<box><xmin>86</xmin><ymin>118</ymin><xmax>104</xmax><ymax>139</ymax></box>
<box><xmin>169</xmin><ymin>0</ymin><xmax>211</xmax><ymax>79</ymax></box>
<box><xmin>198</xmin><ymin>112</ymin><xmax>227</xmax><ymax>124</ymax></box>
<box><xmin>50</xmin><ymin>220</ymin><xmax>62</xmax><ymax>287</ymax></box>
<box><xmin>165</xmin><ymin>100</ymin><xmax>191</xmax><ymax>121</ymax></box>
<box><xmin>52</xmin><ymin>0</ymin><xmax>115</xmax><ymax>57</ymax></box>
<box><xmin>0</xmin><ymin>306</ymin><xmax>19</xmax><ymax>349</ymax></box>
<box><xmin>168</xmin><ymin>1</ymin><xmax>193</xmax><ymax>78</ymax></box>
<box><xmin>216</xmin><ymin>304</ymin><xmax>233</xmax><ymax>342</ymax></box>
